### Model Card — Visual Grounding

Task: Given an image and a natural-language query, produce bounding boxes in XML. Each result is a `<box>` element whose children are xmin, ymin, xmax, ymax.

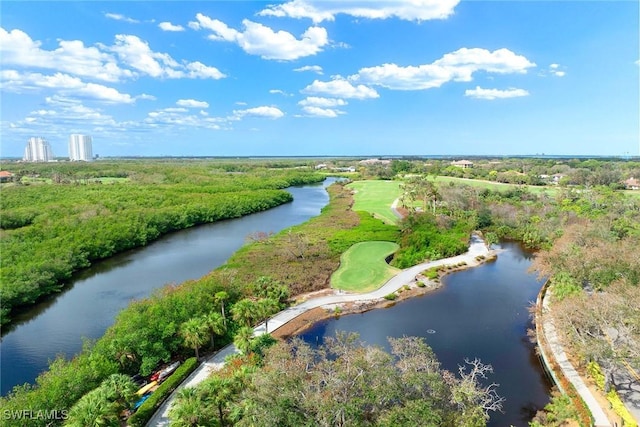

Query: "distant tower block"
<box><xmin>23</xmin><ymin>137</ymin><xmax>55</xmax><ymax>162</ymax></box>
<box><xmin>68</xmin><ymin>134</ymin><xmax>93</xmax><ymax>161</ymax></box>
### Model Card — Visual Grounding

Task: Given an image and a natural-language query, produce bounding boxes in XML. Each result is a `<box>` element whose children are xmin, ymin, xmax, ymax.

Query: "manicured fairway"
<box><xmin>346</xmin><ymin>180</ymin><xmax>402</xmax><ymax>224</ymax></box>
<box><xmin>331</xmin><ymin>241</ymin><xmax>400</xmax><ymax>293</ymax></box>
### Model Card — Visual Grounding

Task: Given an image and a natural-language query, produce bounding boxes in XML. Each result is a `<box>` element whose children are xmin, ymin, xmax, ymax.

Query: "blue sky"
<box><xmin>1</xmin><ymin>1</ymin><xmax>638</xmax><ymax>158</ymax></box>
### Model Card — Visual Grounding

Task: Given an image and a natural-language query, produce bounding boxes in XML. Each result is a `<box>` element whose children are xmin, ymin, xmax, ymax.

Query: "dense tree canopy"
<box><xmin>3</xmin><ymin>157</ymin><xmax>639</xmax><ymax>426</ymax></box>
<box><xmin>0</xmin><ymin>160</ymin><xmax>324</xmax><ymax>324</ymax></box>
<box><xmin>178</xmin><ymin>333</ymin><xmax>504</xmax><ymax>427</ymax></box>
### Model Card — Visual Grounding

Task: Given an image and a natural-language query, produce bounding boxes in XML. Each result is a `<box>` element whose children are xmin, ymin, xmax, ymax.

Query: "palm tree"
<box><xmin>231</xmin><ymin>298</ymin><xmax>258</xmax><ymax>327</ymax></box>
<box><xmin>202</xmin><ymin>312</ymin><xmax>226</xmax><ymax>349</ymax></box>
<box><xmin>180</xmin><ymin>318</ymin><xmax>208</xmax><ymax>360</ymax></box>
<box><xmin>101</xmin><ymin>373</ymin><xmax>138</xmax><ymax>409</ymax></box>
<box><xmin>256</xmin><ymin>298</ymin><xmax>279</xmax><ymax>333</ymax></box>
<box><xmin>214</xmin><ymin>291</ymin><xmax>229</xmax><ymax>327</ymax></box>
<box><xmin>169</xmin><ymin>387</ymin><xmax>212</xmax><ymax>427</ymax></box>
<box><xmin>402</xmin><ymin>175</ymin><xmax>440</xmax><ymax>215</ymax></box>
<box><xmin>66</xmin><ymin>387</ymin><xmax>120</xmax><ymax>427</ymax></box>
<box><xmin>234</xmin><ymin>326</ymin><xmax>255</xmax><ymax>354</ymax></box>
<box><xmin>200</xmin><ymin>375</ymin><xmax>242</xmax><ymax>427</ymax></box>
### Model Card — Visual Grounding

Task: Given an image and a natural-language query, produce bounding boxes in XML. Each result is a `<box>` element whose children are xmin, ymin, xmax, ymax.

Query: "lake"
<box><xmin>298</xmin><ymin>241</ymin><xmax>552</xmax><ymax>427</ymax></box>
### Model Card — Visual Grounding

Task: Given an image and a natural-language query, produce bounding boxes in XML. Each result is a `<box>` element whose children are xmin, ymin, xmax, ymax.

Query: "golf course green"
<box><xmin>331</xmin><ymin>241</ymin><xmax>400</xmax><ymax>293</ymax></box>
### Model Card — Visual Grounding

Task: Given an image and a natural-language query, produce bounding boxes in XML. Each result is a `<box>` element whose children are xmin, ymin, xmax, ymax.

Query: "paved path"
<box><xmin>146</xmin><ymin>235</ymin><xmax>490</xmax><ymax>426</ymax></box>
<box><xmin>390</xmin><ymin>198</ymin><xmax>403</xmax><ymax>220</ymax></box>
<box><xmin>541</xmin><ymin>292</ymin><xmax>612</xmax><ymax>427</ymax></box>
<box><xmin>612</xmin><ymin>365</ymin><xmax>640</xmax><ymax>424</ymax></box>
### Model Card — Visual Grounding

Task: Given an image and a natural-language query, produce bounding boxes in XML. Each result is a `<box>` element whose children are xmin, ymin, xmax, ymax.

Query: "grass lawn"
<box><xmin>346</xmin><ymin>180</ymin><xmax>402</xmax><ymax>225</ymax></box>
<box><xmin>331</xmin><ymin>241</ymin><xmax>400</xmax><ymax>293</ymax></box>
<box><xmin>434</xmin><ymin>176</ymin><xmax>559</xmax><ymax>196</ymax></box>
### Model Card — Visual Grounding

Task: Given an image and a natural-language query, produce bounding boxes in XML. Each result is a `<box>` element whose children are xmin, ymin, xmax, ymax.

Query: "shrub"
<box><xmin>423</xmin><ymin>268</ymin><xmax>439</xmax><ymax>280</ymax></box>
<box><xmin>530</xmin><ymin>390</ymin><xmax>582</xmax><ymax>427</ymax></box>
<box><xmin>588</xmin><ymin>362</ymin><xmax>638</xmax><ymax>427</ymax></box>
<box><xmin>551</xmin><ymin>272</ymin><xmax>582</xmax><ymax>301</ymax></box>
<box><xmin>607</xmin><ymin>390</ymin><xmax>638</xmax><ymax>427</ymax></box>
<box><xmin>384</xmin><ymin>293</ymin><xmax>397</xmax><ymax>301</ymax></box>
<box><xmin>391</xmin><ymin>214</ymin><xmax>470</xmax><ymax>268</ymax></box>
<box><xmin>128</xmin><ymin>357</ymin><xmax>199</xmax><ymax>427</ymax></box>
<box><xmin>416</xmin><ymin>281</ymin><xmax>426</xmax><ymax>288</ymax></box>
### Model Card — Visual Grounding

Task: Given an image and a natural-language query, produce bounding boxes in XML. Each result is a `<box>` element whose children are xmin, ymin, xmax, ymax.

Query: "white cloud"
<box><xmin>294</xmin><ymin>65</ymin><xmax>323</xmax><ymax>74</ymax></box>
<box><xmin>302</xmin><ymin>77</ymin><xmax>379</xmax><ymax>99</ymax></box>
<box><xmin>298</xmin><ymin>96</ymin><xmax>347</xmax><ymax>107</ymax></box>
<box><xmin>80</xmin><ymin>82</ymin><xmax>136</xmax><ymax>103</ymax></box>
<box><xmin>108</xmin><ymin>34</ymin><xmax>226</xmax><ymax>79</ymax></box>
<box><xmin>159</xmin><ymin>22</ymin><xmax>185</xmax><ymax>32</ymax></box>
<box><xmin>5</xmin><ymin>96</ymin><xmax>121</xmax><ymax>138</ymax></box>
<box><xmin>144</xmin><ymin>107</ymin><xmax>222</xmax><ymax>129</ymax></box>
<box><xmin>270</xmin><ymin>89</ymin><xmax>290</xmax><ymax>96</ymax></box>
<box><xmin>0</xmin><ymin>28</ymin><xmax>225</xmax><ymax>83</ymax></box>
<box><xmin>301</xmin><ymin>106</ymin><xmax>344</xmax><ymax>118</ymax></box>
<box><xmin>185</xmin><ymin>61</ymin><xmax>226</xmax><ymax>79</ymax></box>
<box><xmin>352</xmin><ymin>48</ymin><xmax>536</xmax><ymax>90</ymax></box>
<box><xmin>233</xmin><ymin>106</ymin><xmax>285</xmax><ymax>119</ymax></box>
<box><xmin>190</xmin><ymin>14</ymin><xmax>328</xmax><ymax>60</ymax></box>
<box><xmin>1</xmin><ymin>70</ymin><xmax>135</xmax><ymax>103</ymax></box>
<box><xmin>464</xmin><ymin>86</ymin><xmax>529</xmax><ymax>100</ymax></box>
<box><xmin>0</xmin><ymin>27</ymin><xmax>133</xmax><ymax>82</ymax></box>
<box><xmin>177</xmin><ymin>99</ymin><xmax>209</xmax><ymax>108</ymax></box>
<box><xmin>104</xmin><ymin>13</ymin><xmax>139</xmax><ymax>24</ymax></box>
<box><xmin>541</xmin><ymin>63</ymin><xmax>566</xmax><ymax>77</ymax></box>
<box><xmin>258</xmin><ymin>0</ymin><xmax>460</xmax><ymax>23</ymax></box>
<box><xmin>110</xmin><ymin>34</ymin><xmax>178</xmax><ymax>78</ymax></box>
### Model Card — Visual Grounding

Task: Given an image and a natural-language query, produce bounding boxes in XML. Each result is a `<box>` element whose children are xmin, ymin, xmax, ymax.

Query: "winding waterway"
<box><xmin>299</xmin><ymin>242</ymin><xmax>552</xmax><ymax>427</ymax></box>
<box><xmin>1</xmin><ymin>179</ymin><xmax>335</xmax><ymax>395</ymax></box>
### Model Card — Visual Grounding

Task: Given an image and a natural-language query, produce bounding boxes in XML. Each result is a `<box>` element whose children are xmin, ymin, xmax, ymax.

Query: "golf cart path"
<box><xmin>146</xmin><ymin>234</ymin><xmax>490</xmax><ymax>426</ymax></box>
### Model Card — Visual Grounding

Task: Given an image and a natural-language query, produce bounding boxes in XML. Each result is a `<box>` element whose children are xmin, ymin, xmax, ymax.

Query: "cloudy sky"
<box><xmin>1</xmin><ymin>1</ymin><xmax>638</xmax><ymax>158</ymax></box>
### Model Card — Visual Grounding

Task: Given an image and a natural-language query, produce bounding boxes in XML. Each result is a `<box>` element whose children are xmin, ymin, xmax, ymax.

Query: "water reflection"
<box><xmin>299</xmin><ymin>242</ymin><xmax>551</xmax><ymax>427</ymax></box>
<box><xmin>1</xmin><ymin>179</ymin><xmax>334</xmax><ymax>395</ymax></box>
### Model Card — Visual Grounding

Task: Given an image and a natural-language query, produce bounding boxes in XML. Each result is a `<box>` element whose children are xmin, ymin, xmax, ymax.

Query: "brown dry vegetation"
<box><xmin>218</xmin><ymin>183</ymin><xmax>361</xmax><ymax>296</ymax></box>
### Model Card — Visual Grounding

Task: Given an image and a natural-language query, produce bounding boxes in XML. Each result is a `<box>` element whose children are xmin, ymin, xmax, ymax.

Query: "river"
<box><xmin>298</xmin><ymin>241</ymin><xmax>552</xmax><ymax>427</ymax></box>
<box><xmin>1</xmin><ymin>178</ymin><xmax>335</xmax><ymax>396</ymax></box>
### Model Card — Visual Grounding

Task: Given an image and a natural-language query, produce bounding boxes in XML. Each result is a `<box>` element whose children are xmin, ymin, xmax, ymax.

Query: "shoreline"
<box><xmin>272</xmin><ymin>249</ymin><xmax>497</xmax><ymax>340</ymax></box>
<box><xmin>147</xmin><ymin>234</ymin><xmax>494</xmax><ymax>426</ymax></box>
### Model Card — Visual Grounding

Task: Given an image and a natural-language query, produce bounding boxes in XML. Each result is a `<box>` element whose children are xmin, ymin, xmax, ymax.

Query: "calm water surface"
<box><xmin>299</xmin><ymin>242</ymin><xmax>552</xmax><ymax>427</ymax></box>
<box><xmin>1</xmin><ymin>179</ymin><xmax>335</xmax><ymax>395</ymax></box>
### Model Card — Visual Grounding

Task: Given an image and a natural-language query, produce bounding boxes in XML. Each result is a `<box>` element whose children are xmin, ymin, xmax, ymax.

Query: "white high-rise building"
<box><xmin>23</xmin><ymin>137</ymin><xmax>55</xmax><ymax>162</ymax></box>
<box><xmin>68</xmin><ymin>134</ymin><xmax>93</xmax><ymax>162</ymax></box>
